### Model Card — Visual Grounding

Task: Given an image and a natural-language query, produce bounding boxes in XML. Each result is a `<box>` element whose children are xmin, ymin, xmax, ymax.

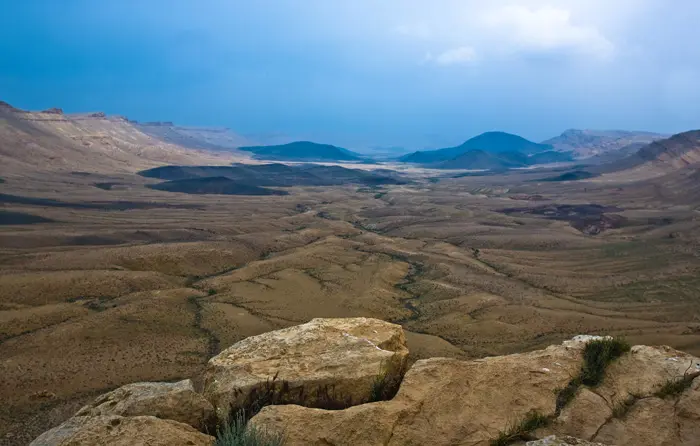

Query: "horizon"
<box><xmin>2</xmin><ymin>1</ymin><xmax>699</xmax><ymax>148</ymax></box>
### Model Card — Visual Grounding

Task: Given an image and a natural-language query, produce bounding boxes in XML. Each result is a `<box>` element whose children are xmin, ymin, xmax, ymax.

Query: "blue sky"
<box><xmin>2</xmin><ymin>0</ymin><xmax>699</xmax><ymax>149</ymax></box>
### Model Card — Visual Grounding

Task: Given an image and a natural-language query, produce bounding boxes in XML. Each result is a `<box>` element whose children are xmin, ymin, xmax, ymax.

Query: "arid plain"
<box><xmin>2</xmin><ymin>107</ymin><xmax>700</xmax><ymax>445</ymax></box>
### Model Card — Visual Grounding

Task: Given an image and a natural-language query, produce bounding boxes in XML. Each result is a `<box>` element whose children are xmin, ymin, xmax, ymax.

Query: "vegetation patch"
<box><xmin>654</xmin><ymin>372</ymin><xmax>699</xmax><ymax>399</ymax></box>
<box><xmin>369</xmin><ymin>357</ymin><xmax>407</xmax><ymax>402</ymax></box>
<box><xmin>216</xmin><ymin>410</ymin><xmax>284</xmax><ymax>446</ymax></box>
<box><xmin>580</xmin><ymin>338</ymin><xmax>631</xmax><ymax>386</ymax></box>
<box><xmin>490</xmin><ymin>411</ymin><xmax>551</xmax><ymax>446</ymax></box>
<box><xmin>556</xmin><ymin>337</ymin><xmax>630</xmax><ymax>413</ymax></box>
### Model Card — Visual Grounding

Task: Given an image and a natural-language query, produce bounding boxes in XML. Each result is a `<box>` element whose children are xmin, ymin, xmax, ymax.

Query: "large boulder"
<box><xmin>251</xmin><ymin>341</ymin><xmax>585</xmax><ymax>445</ymax></box>
<box><xmin>203</xmin><ymin>317</ymin><xmax>408</xmax><ymax>421</ymax></box>
<box><xmin>29</xmin><ymin>415</ymin><xmax>214</xmax><ymax>446</ymax></box>
<box><xmin>250</xmin><ymin>338</ymin><xmax>700</xmax><ymax>446</ymax></box>
<box><xmin>74</xmin><ymin>379</ymin><xmax>215</xmax><ymax>430</ymax></box>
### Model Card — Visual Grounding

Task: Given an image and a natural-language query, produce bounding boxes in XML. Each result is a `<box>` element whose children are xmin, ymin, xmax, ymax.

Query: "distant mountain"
<box><xmin>527</xmin><ymin>151</ymin><xmax>575</xmax><ymax>165</ymax></box>
<box><xmin>139</xmin><ymin>163</ymin><xmax>407</xmax><ymax>187</ymax></box>
<box><xmin>602</xmin><ymin>130</ymin><xmax>700</xmax><ymax>175</ymax></box>
<box><xmin>543</xmin><ymin>129</ymin><xmax>667</xmax><ymax>158</ymax></box>
<box><xmin>237</xmin><ymin>141</ymin><xmax>366</xmax><ymax>162</ymax></box>
<box><xmin>0</xmin><ymin>101</ymin><xmax>233</xmax><ymax>173</ymax></box>
<box><xmin>135</xmin><ymin>123</ymin><xmax>253</xmax><ymax>152</ymax></box>
<box><xmin>435</xmin><ymin>150</ymin><xmax>526</xmax><ymax>170</ymax></box>
<box><xmin>535</xmin><ymin>170</ymin><xmax>599</xmax><ymax>182</ymax></box>
<box><xmin>400</xmin><ymin>132</ymin><xmax>553</xmax><ymax>164</ymax></box>
<box><xmin>580</xmin><ymin>142</ymin><xmax>648</xmax><ymax>166</ymax></box>
<box><xmin>148</xmin><ymin>177</ymin><xmax>288</xmax><ymax>196</ymax></box>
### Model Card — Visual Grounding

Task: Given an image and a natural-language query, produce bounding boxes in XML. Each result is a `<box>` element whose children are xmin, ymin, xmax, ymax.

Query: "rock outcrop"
<box><xmin>74</xmin><ymin>379</ymin><xmax>215</xmax><ymax>430</ymax></box>
<box><xmin>29</xmin><ymin>318</ymin><xmax>700</xmax><ymax>446</ymax></box>
<box><xmin>29</xmin><ymin>415</ymin><xmax>214</xmax><ymax>446</ymax></box>
<box><xmin>250</xmin><ymin>335</ymin><xmax>700</xmax><ymax>446</ymax></box>
<box><xmin>204</xmin><ymin>317</ymin><xmax>409</xmax><ymax>421</ymax></box>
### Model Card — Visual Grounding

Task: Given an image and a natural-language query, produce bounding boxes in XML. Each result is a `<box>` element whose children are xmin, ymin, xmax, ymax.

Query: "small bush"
<box><xmin>555</xmin><ymin>378</ymin><xmax>581</xmax><ymax>412</ymax></box>
<box><xmin>216</xmin><ymin>410</ymin><xmax>284</xmax><ymax>446</ymax></box>
<box><xmin>580</xmin><ymin>338</ymin><xmax>630</xmax><ymax>386</ymax></box>
<box><xmin>654</xmin><ymin>373</ymin><xmax>698</xmax><ymax>399</ymax></box>
<box><xmin>208</xmin><ymin>288</ymin><xmax>217</xmax><ymax>296</ymax></box>
<box><xmin>490</xmin><ymin>411</ymin><xmax>550</xmax><ymax>446</ymax></box>
<box><xmin>369</xmin><ymin>358</ymin><xmax>406</xmax><ymax>402</ymax></box>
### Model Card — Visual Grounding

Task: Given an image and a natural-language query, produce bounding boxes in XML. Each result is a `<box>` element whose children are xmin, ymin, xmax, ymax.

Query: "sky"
<box><xmin>1</xmin><ymin>0</ymin><xmax>699</xmax><ymax>149</ymax></box>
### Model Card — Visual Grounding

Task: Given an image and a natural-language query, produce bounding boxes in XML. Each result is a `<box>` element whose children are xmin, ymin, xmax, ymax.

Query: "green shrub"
<box><xmin>556</xmin><ymin>337</ymin><xmax>630</xmax><ymax>414</ymax></box>
<box><xmin>369</xmin><ymin>358</ymin><xmax>406</xmax><ymax>402</ymax></box>
<box><xmin>216</xmin><ymin>410</ymin><xmax>284</xmax><ymax>446</ymax></box>
<box><xmin>654</xmin><ymin>373</ymin><xmax>698</xmax><ymax>399</ymax></box>
<box><xmin>580</xmin><ymin>338</ymin><xmax>630</xmax><ymax>386</ymax></box>
<box><xmin>490</xmin><ymin>411</ymin><xmax>550</xmax><ymax>446</ymax></box>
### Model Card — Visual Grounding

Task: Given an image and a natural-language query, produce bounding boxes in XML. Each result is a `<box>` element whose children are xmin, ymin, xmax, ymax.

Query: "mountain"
<box><xmin>527</xmin><ymin>150</ymin><xmax>575</xmax><ymax>165</ymax></box>
<box><xmin>602</xmin><ymin>130</ymin><xmax>700</xmax><ymax>176</ymax></box>
<box><xmin>579</xmin><ymin>142</ymin><xmax>648</xmax><ymax>165</ymax></box>
<box><xmin>139</xmin><ymin>163</ymin><xmax>407</xmax><ymax>187</ymax></box>
<box><xmin>400</xmin><ymin>132</ymin><xmax>553</xmax><ymax>164</ymax></box>
<box><xmin>135</xmin><ymin>123</ymin><xmax>253</xmax><ymax>152</ymax></box>
<box><xmin>543</xmin><ymin>129</ymin><xmax>667</xmax><ymax>158</ymax></box>
<box><xmin>237</xmin><ymin>141</ymin><xmax>366</xmax><ymax>162</ymax></box>
<box><xmin>433</xmin><ymin>149</ymin><xmax>574</xmax><ymax>170</ymax></box>
<box><xmin>147</xmin><ymin>177</ymin><xmax>288</xmax><ymax>196</ymax></box>
<box><xmin>434</xmin><ymin>150</ymin><xmax>523</xmax><ymax>170</ymax></box>
<box><xmin>0</xmin><ymin>101</ymin><xmax>234</xmax><ymax>173</ymax></box>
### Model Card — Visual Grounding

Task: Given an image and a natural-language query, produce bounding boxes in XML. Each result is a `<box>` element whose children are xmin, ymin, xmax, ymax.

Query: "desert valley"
<box><xmin>1</xmin><ymin>100</ymin><xmax>700</xmax><ymax>445</ymax></box>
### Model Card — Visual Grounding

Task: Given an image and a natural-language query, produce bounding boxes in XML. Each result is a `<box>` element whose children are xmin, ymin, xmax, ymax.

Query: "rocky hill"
<box><xmin>544</xmin><ymin>129</ymin><xmax>667</xmax><ymax>158</ymax></box>
<box><xmin>0</xmin><ymin>101</ymin><xmax>237</xmax><ymax>174</ymax></box>
<box><xmin>400</xmin><ymin>132</ymin><xmax>554</xmax><ymax>165</ymax></box>
<box><xmin>237</xmin><ymin>141</ymin><xmax>366</xmax><ymax>162</ymax></box>
<box><xmin>30</xmin><ymin>318</ymin><xmax>700</xmax><ymax>446</ymax></box>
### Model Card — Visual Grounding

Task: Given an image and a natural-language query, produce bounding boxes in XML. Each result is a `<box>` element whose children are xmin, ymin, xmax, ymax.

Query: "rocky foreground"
<box><xmin>31</xmin><ymin>318</ymin><xmax>700</xmax><ymax>446</ymax></box>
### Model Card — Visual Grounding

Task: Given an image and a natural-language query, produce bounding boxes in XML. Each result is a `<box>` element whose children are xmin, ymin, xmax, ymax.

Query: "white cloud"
<box><xmin>480</xmin><ymin>5</ymin><xmax>614</xmax><ymax>58</ymax></box>
<box><xmin>427</xmin><ymin>46</ymin><xmax>478</xmax><ymax>65</ymax></box>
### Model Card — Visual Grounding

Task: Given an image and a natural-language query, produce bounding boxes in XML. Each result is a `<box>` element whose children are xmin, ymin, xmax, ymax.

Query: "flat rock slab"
<box><xmin>251</xmin><ymin>338</ymin><xmax>700</xmax><ymax>446</ymax></box>
<box><xmin>75</xmin><ymin>379</ymin><xmax>215</xmax><ymax>430</ymax></box>
<box><xmin>251</xmin><ymin>341</ymin><xmax>584</xmax><ymax>446</ymax></box>
<box><xmin>527</xmin><ymin>436</ymin><xmax>609</xmax><ymax>446</ymax></box>
<box><xmin>29</xmin><ymin>415</ymin><xmax>215</xmax><ymax>446</ymax></box>
<box><xmin>204</xmin><ymin>317</ymin><xmax>408</xmax><ymax>420</ymax></box>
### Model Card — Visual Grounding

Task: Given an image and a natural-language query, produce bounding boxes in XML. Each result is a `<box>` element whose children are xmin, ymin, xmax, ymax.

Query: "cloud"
<box><xmin>427</xmin><ymin>46</ymin><xmax>478</xmax><ymax>65</ymax></box>
<box><xmin>480</xmin><ymin>5</ymin><xmax>614</xmax><ymax>59</ymax></box>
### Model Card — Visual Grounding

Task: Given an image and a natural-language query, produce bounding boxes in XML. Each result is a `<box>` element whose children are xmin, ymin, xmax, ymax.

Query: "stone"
<box><xmin>29</xmin><ymin>415</ymin><xmax>214</xmax><ymax>446</ymax></box>
<box><xmin>250</xmin><ymin>342</ymin><xmax>584</xmax><ymax>446</ymax></box>
<box><xmin>553</xmin><ymin>388</ymin><xmax>611</xmax><ymax>440</ymax></box>
<box><xmin>527</xmin><ymin>435</ymin><xmax>609</xmax><ymax>446</ymax></box>
<box><xmin>74</xmin><ymin>379</ymin><xmax>215</xmax><ymax>430</ymax></box>
<box><xmin>203</xmin><ymin>317</ymin><xmax>409</xmax><ymax>421</ymax></box>
<box><xmin>594</xmin><ymin>397</ymin><xmax>678</xmax><ymax>446</ymax></box>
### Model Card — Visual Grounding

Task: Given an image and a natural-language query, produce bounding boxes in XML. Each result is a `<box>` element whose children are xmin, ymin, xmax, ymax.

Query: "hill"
<box><xmin>544</xmin><ymin>129</ymin><xmax>667</xmax><ymax>157</ymax></box>
<box><xmin>400</xmin><ymin>132</ymin><xmax>553</xmax><ymax>164</ymax></box>
<box><xmin>0</xmin><ymin>101</ymin><xmax>235</xmax><ymax>174</ymax></box>
<box><xmin>237</xmin><ymin>141</ymin><xmax>365</xmax><ymax>162</ymax></box>
<box><xmin>135</xmin><ymin>122</ymin><xmax>253</xmax><ymax>152</ymax></box>
<box><xmin>600</xmin><ymin>130</ymin><xmax>700</xmax><ymax>178</ymax></box>
<box><xmin>435</xmin><ymin>149</ymin><xmax>574</xmax><ymax>170</ymax></box>
<box><xmin>147</xmin><ymin>177</ymin><xmax>288</xmax><ymax>196</ymax></box>
<box><xmin>139</xmin><ymin>163</ymin><xmax>407</xmax><ymax>187</ymax></box>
